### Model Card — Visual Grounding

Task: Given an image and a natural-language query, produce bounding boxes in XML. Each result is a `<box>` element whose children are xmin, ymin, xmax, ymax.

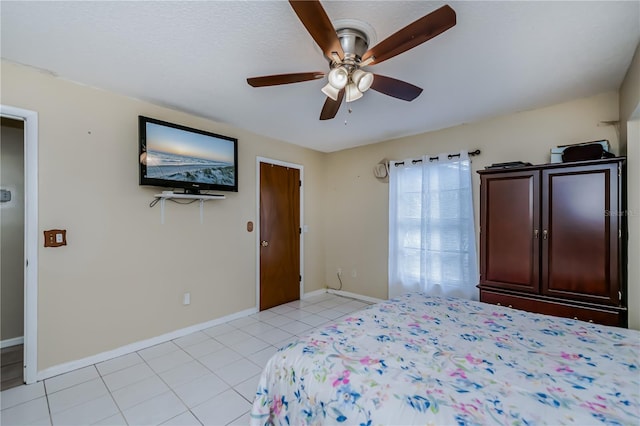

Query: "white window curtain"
<box><xmin>388</xmin><ymin>150</ymin><xmax>479</xmax><ymax>300</ymax></box>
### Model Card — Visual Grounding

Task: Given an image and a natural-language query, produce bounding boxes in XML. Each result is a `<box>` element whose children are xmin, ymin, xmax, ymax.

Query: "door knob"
<box><xmin>261</xmin><ymin>240</ymin><xmax>269</xmax><ymax>247</ymax></box>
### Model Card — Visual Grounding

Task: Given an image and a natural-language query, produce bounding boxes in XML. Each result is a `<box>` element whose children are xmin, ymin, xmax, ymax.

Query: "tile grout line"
<box><xmin>50</xmin><ymin>365</ymin><xmax>118</xmax><ymax>425</ymax></box>
<box><xmin>161</xmin><ymin>322</ymin><xmax>281</xmax><ymax>424</ymax></box>
<box><xmin>164</xmin><ymin>338</ymin><xmax>228</xmax><ymax>425</ymax></box>
<box><xmin>43</xmin><ymin>379</ymin><xmax>53</xmax><ymax>426</ymax></box>
<box><xmin>96</xmin><ymin>366</ymin><xmax>130</xmax><ymax>426</ymax></box>
<box><xmin>120</xmin><ymin>343</ymin><xmax>191</xmax><ymax>424</ymax></box>
<box><xmin>128</xmin><ymin>331</ymin><xmax>258</xmax><ymax>425</ymax></box>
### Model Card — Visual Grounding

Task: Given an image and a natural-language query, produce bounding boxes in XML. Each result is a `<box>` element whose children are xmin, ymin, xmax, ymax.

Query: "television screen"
<box><xmin>139</xmin><ymin>116</ymin><xmax>238</xmax><ymax>193</ymax></box>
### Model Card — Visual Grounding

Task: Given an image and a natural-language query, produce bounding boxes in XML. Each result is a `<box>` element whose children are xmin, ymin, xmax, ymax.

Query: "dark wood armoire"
<box><xmin>478</xmin><ymin>158</ymin><xmax>627</xmax><ymax>327</ymax></box>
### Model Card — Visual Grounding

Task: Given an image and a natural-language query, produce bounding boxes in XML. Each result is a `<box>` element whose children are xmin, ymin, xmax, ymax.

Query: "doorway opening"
<box><xmin>1</xmin><ymin>105</ymin><xmax>38</xmax><ymax>385</ymax></box>
<box><xmin>1</xmin><ymin>117</ymin><xmax>25</xmax><ymax>390</ymax></box>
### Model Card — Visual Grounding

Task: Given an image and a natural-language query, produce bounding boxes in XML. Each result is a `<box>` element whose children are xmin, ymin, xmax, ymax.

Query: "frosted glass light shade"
<box><xmin>328</xmin><ymin>66</ymin><xmax>348</xmax><ymax>89</ymax></box>
<box><xmin>345</xmin><ymin>83</ymin><xmax>363</xmax><ymax>103</ymax></box>
<box><xmin>352</xmin><ymin>69</ymin><xmax>374</xmax><ymax>92</ymax></box>
<box><xmin>321</xmin><ymin>83</ymin><xmax>340</xmax><ymax>101</ymax></box>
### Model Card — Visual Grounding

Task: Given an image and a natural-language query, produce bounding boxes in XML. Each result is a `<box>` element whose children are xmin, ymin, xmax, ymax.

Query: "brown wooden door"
<box><xmin>259</xmin><ymin>162</ymin><xmax>300</xmax><ymax>311</ymax></box>
<box><xmin>541</xmin><ymin>163</ymin><xmax>620</xmax><ymax>305</ymax></box>
<box><xmin>479</xmin><ymin>170</ymin><xmax>540</xmax><ymax>293</ymax></box>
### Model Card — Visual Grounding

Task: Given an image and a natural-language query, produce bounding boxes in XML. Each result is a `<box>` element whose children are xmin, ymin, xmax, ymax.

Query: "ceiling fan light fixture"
<box><xmin>352</xmin><ymin>69</ymin><xmax>374</xmax><ymax>92</ymax></box>
<box><xmin>345</xmin><ymin>82</ymin><xmax>363</xmax><ymax>103</ymax></box>
<box><xmin>321</xmin><ymin>83</ymin><xmax>340</xmax><ymax>101</ymax></box>
<box><xmin>327</xmin><ymin>66</ymin><xmax>349</xmax><ymax>89</ymax></box>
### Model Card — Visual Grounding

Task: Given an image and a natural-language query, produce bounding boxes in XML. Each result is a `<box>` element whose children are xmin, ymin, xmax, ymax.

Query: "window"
<box><xmin>388</xmin><ymin>151</ymin><xmax>478</xmax><ymax>300</ymax></box>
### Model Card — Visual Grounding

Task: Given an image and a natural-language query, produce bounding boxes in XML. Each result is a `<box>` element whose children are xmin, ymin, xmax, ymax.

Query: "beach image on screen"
<box><xmin>144</xmin><ymin>122</ymin><xmax>235</xmax><ymax>186</ymax></box>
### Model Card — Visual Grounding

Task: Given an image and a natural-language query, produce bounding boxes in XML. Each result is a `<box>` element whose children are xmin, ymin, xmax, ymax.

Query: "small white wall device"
<box><xmin>0</xmin><ymin>189</ymin><xmax>11</xmax><ymax>202</ymax></box>
<box><xmin>373</xmin><ymin>162</ymin><xmax>388</xmax><ymax>179</ymax></box>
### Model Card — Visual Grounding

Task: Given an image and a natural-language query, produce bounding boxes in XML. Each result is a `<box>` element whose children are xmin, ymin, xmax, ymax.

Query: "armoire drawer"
<box><xmin>480</xmin><ymin>289</ymin><xmax>623</xmax><ymax>327</ymax></box>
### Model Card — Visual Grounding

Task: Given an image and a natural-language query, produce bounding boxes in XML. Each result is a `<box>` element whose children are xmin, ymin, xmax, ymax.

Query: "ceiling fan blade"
<box><xmin>319</xmin><ymin>89</ymin><xmax>345</xmax><ymax>120</ymax></box>
<box><xmin>247</xmin><ymin>72</ymin><xmax>325</xmax><ymax>87</ymax></box>
<box><xmin>370</xmin><ymin>74</ymin><xmax>423</xmax><ymax>101</ymax></box>
<box><xmin>289</xmin><ymin>0</ymin><xmax>344</xmax><ymax>61</ymax></box>
<box><xmin>362</xmin><ymin>5</ymin><xmax>455</xmax><ymax>65</ymax></box>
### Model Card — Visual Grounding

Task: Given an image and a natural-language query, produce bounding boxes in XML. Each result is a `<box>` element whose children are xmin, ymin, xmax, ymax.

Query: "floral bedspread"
<box><xmin>250</xmin><ymin>293</ymin><xmax>640</xmax><ymax>425</ymax></box>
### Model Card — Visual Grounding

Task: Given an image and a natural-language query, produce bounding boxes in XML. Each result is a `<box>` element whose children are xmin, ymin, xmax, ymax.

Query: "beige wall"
<box><xmin>324</xmin><ymin>92</ymin><xmax>623</xmax><ymax>303</ymax></box>
<box><xmin>625</xmin><ymin>120</ymin><xmax>640</xmax><ymax>331</ymax></box>
<box><xmin>619</xmin><ymin>41</ymin><xmax>640</xmax><ymax>330</ymax></box>
<box><xmin>1</xmin><ymin>61</ymin><xmax>327</xmax><ymax>370</ymax></box>
<box><xmin>1</xmin><ymin>118</ymin><xmax>25</xmax><ymax>342</ymax></box>
<box><xmin>619</xmin><ymin>42</ymin><xmax>640</xmax><ymax>149</ymax></box>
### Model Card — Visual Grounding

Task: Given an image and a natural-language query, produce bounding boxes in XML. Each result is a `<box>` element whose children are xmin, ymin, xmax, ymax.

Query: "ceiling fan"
<box><xmin>247</xmin><ymin>1</ymin><xmax>456</xmax><ymax>120</ymax></box>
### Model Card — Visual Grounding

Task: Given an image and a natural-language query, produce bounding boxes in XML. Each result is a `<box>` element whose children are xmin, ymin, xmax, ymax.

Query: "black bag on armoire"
<box><xmin>562</xmin><ymin>143</ymin><xmax>615</xmax><ymax>162</ymax></box>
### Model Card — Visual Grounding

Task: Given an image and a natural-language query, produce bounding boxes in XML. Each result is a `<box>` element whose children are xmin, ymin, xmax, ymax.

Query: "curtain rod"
<box><xmin>393</xmin><ymin>149</ymin><xmax>481</xmax><ymax>167</ymax></box>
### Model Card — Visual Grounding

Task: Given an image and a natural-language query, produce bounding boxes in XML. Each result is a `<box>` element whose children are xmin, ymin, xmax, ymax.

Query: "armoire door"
<box><xmin>479</xmin><ymin>170</ymin><xmax>540</xmax><ymax>293</ymax></box>
<box><xmin>259</xmin><ymin>162</ymin><xmax>300</xmax><ymax>311</ymax></box>
<box><xmin>541</xmin><ymin>163</ymin><xmax>620</xmax><ymax>306</ymax></box>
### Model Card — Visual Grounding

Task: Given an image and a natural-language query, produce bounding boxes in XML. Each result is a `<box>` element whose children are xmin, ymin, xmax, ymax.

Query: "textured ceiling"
<box><xmin>1</xmin><ymin>1</ymin><xmax>639</xmax><ymax>152</ymax></box>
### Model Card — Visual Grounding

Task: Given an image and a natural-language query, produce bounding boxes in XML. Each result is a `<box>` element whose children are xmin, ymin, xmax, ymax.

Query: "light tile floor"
<box><xmin>1</xmin><ymin>293</ymin><xmax>371</xmax><ymax>426</ymax></box>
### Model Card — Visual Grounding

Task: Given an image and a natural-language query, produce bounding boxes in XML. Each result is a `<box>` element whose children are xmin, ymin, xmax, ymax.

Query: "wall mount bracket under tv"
<box><xmin>139</xmin><ymin>115</ymin><xmax>238</xmax><ymax>194</ymax></box>
<box><xmin>151</xmin><ymin>191</ymin><xmax>225</xmax><ymax>225</ymax></box>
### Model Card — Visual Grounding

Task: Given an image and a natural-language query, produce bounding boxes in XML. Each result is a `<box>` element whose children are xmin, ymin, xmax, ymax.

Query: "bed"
<box><xmin>250</xmin><ymin>293</ymin><xmax>640</xmax><ymax>425</ymax></box>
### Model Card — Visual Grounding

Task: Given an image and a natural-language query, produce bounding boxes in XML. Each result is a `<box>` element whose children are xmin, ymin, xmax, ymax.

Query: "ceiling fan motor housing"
<box><xmin>336</xmin><ymin>28</ymin><xmax>369</xmax><ymax>65</ymax></box>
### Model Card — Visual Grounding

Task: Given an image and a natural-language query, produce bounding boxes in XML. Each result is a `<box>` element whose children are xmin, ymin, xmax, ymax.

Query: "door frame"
<box><xmin>1</xmin><ymin>105</ymin><xmax>38</xmax><ymax>384</ymax></box>
<box><xmin>255</xmin><ymin>157</ymin><xmax>304</xmax><ymax>310</ymax></box>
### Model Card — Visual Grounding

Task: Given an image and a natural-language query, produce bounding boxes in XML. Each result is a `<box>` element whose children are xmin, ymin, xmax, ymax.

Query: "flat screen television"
<box><xmin>139</xmin><ymin>116</ymin><xmax>238</xmax><ymax>193</ymax></box>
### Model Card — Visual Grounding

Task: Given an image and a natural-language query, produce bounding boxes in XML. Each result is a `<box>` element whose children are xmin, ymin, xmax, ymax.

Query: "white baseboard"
<box><xmin>301</xmin><ymin>288</ymin><xmax>328</xmax><ymax>299</ymax></box>
<box><xmin>326</xmin><ymin>289</ymin><xmax>385</xmax><ymax>304</ymax></box>
<box><xmin>1</xmin><ymin>336</ymin><xmax>24</xmax><ymax>349</ymax></box>
<box><xmin>37</xmin><ymin>306</ymin><xmax>257</xmax><ymax>382</ymax></box>
<box><xmin>35</xmin><ymin>290</ymin><xmax>383</xmax><ymax>382</ymax></box>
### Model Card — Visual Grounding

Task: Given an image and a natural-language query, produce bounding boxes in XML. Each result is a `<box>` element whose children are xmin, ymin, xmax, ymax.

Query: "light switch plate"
<box><xmin>44</xmin><ymin>229</ymin><xmax>67</xmax><ymax>247</ymax></box>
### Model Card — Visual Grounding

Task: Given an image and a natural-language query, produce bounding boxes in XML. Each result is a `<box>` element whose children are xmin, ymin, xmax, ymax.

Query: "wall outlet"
<box><xmin>337</xmin><ymin>268</ymin><xmax>342</xmax><ymax>276</ymax></box>
<box><xmin>351</xmin><ymin>269</ymin><xmax>357</xmax><ymax>278</ymax></box>
<box><xmin>183</xmin><ymin>292</ymin><xmax>191</xmax><ymax>305</ymax></box>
